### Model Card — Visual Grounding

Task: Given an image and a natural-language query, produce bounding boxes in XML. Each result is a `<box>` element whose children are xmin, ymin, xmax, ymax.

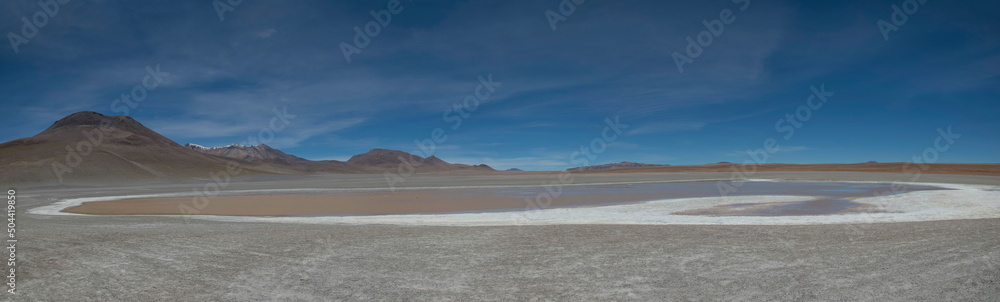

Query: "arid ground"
<box><xmin>14</xmin><ymin>171</ymin><xmax>1000</xmax><ymax>301</ymax></box>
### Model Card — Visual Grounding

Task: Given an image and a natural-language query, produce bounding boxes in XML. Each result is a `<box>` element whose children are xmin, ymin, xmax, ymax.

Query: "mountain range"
<box><xmin>566</xmin><ymin>162</ymin><xmax>669</xmax><ymax>172</ymax></box>
<box><xmin>0</xmin><ymin>111</ymin><xmax>493</xmax><ymax>185</ymax></box>
<box><xmin>7</xmin><ymin>112</ymin><xmax>995</xmax><ymax>186</ymax></box>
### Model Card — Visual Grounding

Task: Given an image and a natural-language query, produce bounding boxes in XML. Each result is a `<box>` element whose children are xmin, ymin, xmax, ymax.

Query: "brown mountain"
<box><xmin>0</xmin><ymin>111</ymin><xmax>283</xmax><ymax>184</ymax></box>
<box><xmin>0</xmin><ymin>112</ymin><xmax>494</xmax><ymax>185</ymax></box>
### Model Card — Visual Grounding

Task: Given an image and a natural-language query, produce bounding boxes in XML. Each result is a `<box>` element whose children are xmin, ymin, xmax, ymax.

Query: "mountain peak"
<box><xmin>46</xmin><ymin>111</ymin><xmax>109</xmax><ymax>129</ymax></box>
<box><xmin>42</xmin><ymin>111</ymin><xmax>145</xmax><ymax>133</ymax></box>
<box><xmin>38</xmin><ymin>111</ymin><xmax>170</xmax><ymax>146</ymax></box>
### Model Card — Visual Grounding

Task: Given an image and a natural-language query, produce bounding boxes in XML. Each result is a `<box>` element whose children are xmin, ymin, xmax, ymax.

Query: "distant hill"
<box><xmin>505</xmin><ymin>168</ymin><xmax>524</xmax><ymax>171</ymax></box>
<box><xmin>567</xmin><ymin>161</ymin><xmax>669</xmax><ymax>172</ymax></box>
<box><xmin>346</xmin><ymin>148</ymin><xmax>494</xmax><ymax>172</ymax></box>
<box><xmin>567</xmin><ymin>162</ymin><xmax>1000</xmax><ymax>176</ymax></box>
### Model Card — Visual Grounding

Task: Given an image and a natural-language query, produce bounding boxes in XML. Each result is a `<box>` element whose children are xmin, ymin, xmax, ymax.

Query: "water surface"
<box><xmin>64</xmin><ymin>181</ymin><xmax>947</xmax><ymax>216</ymax></box>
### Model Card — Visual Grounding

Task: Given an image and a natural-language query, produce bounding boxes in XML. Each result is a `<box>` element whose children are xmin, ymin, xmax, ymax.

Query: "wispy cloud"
<box><xmin>147</xmin><ymin>116</ymin><xmax>364</xmax><ymax>149</ymax></box>
<box><xmin>776</xmin><ymin>146</ymin><xmax>809</xmax><ymax>153</ymax></box>
<box><xmin>627</xmin><ymin>122</ymin><xmax>706</xmax><ymax>135</ymax></box>
<box><xmin>269</xmin><ymin>118</ymin><xmax>366</xmax><ymax>148</ymax></box>
<box><xmin>723</xmin><ymin>146</ymin><xmax>810</xmax><ymax>157</ymax></box>
<box><xmin>146</xmin><ymin>121</ymin><xmax>262</xmax><ymax>139</ymax></box>
<box><xmin>255</xmin><ymin>29</ymin><xmax>277</xmax><ymax>38</ymax></box>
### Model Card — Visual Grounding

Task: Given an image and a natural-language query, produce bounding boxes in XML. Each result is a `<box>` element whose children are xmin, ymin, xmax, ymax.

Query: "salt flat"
<box><xmin>14</xmin><ymin>172</ymin><xmax>1000</xmax><ymax>301</ymax></box>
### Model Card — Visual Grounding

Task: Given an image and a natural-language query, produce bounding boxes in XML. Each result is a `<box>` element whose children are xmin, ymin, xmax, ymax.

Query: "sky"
<box><xmin>1</xmin><ymin>0</ymin><xmax>997</xmax><ymax>170</ymax></box>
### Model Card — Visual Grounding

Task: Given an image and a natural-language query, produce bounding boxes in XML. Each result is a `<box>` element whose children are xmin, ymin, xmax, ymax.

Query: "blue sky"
<box><xmin>1</xmin><ymin>0</ymin><xmax>997</xmax><ymax>170</ymax></box>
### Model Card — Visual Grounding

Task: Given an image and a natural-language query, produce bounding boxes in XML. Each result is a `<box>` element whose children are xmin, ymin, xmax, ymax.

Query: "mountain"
<box><xmin>184</xmin><ymin>143</ymin><xmax>359</xmax><ymax>173</ymax></box>
<box><xmin>566</xmin><ymin>161</ymin><xmax>669</xmax><ymax>172</ymax></box>
<box><xmin>346</xmin><ymin>148</ymin><xmax>494</xmax><ymax>172</ymax></box>
<box><xmin>505</xmin><ymin>168</ymin><xmax>524</xmax><ymax>171</ymax></box>
<box><xmin>0</xmin><ymin>112</ymin><xmax>494</xmax><ymax>185</ymax></box>
<box><xmin>183</xmin><ymin>145</ymin><xmax>494</xmax><ymax>173</ymax></box>
<box><xmin>185</xmin><ymin>143</ymin><xmax>308</xmax><ymax>165</ymax></box>
<box><xmin>0</xmin><ymin>111</ymin><xmax>280</xmax><ymax>184</ymax></box>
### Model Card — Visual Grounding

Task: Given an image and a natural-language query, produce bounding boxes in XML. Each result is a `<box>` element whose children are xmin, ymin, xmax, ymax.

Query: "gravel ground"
<box><xmin>8</xmin><ymin>172</ymin><xmax>1000</xmax><ymax>301</ymax></box>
